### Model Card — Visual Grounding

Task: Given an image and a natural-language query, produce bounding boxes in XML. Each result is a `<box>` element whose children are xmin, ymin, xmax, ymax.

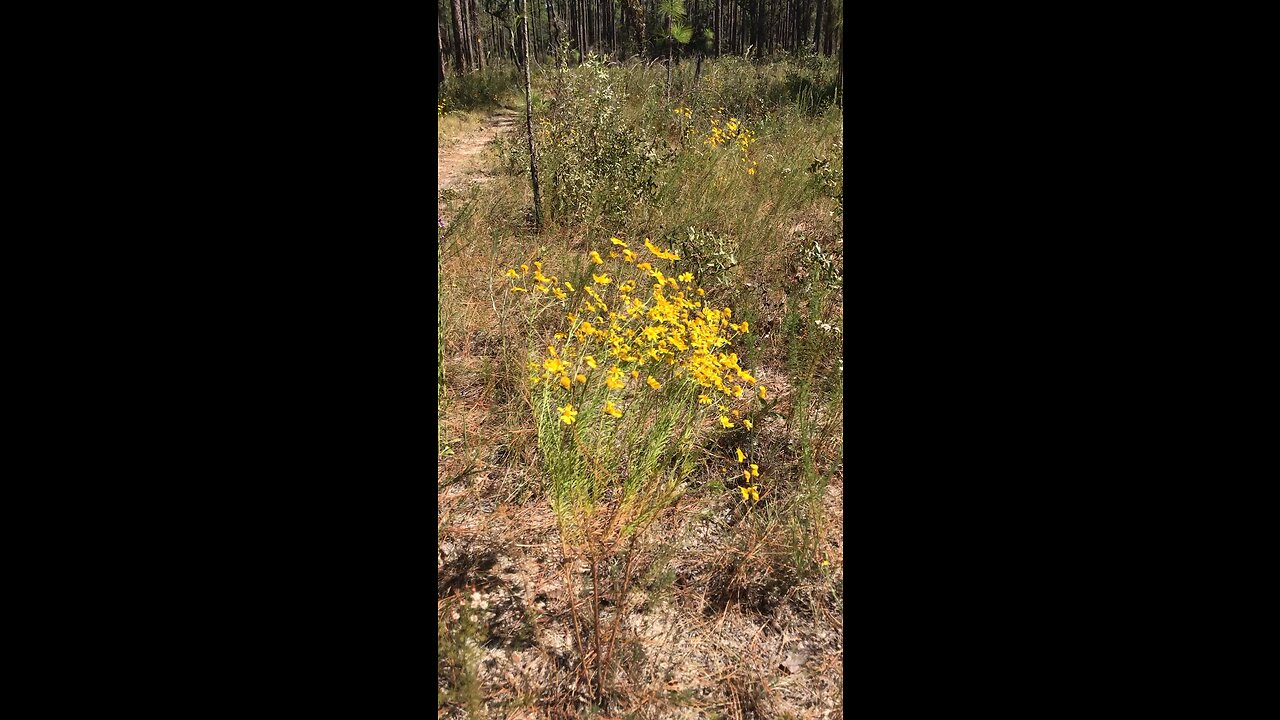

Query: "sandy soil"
<box><xmin>438</xmin><ymin>110</ymin><xmax>520</xmax><ymax>198</ymax></box>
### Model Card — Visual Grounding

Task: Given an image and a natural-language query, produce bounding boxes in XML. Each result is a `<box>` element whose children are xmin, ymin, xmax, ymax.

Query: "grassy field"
<box><xmin>438</xmin><ymin>54</ymin><xmax>844</xmax><ymax>720</ymax></box>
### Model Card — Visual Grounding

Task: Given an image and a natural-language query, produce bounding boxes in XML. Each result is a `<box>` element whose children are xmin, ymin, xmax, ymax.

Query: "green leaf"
<box><xmin>657</xmin><ymin>0</ymin><xmax>686</xmax><ymax>20</ymax></box>
<box><xmin>672</xmin><ymin>23</ymin><xmax>693</xmax><ymax>44</ymax></box>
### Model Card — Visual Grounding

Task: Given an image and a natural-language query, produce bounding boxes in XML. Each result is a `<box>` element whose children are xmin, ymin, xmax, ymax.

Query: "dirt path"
<box><xmin>438</xmin><ymin>110</ymin><xmax>519</xmax><ymax>201</ymax></box>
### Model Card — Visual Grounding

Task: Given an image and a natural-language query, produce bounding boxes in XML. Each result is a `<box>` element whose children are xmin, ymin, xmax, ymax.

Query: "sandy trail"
<box><xmin>437</xmin><ymin>110</ymin><xmax>519</xmax><ymax>203</ymax></box>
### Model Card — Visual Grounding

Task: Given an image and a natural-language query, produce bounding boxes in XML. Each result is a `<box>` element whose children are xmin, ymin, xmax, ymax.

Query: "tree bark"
<box><xmin>824</xmin><ymin>0</ymin><xmax>833</xmax><ymax>55</ymax></box>
<box><xmin>469</xmin><ymin>0</ymin><xmax>487</xmax><ymax>71</ymax></box>
<box><xmin>813</xmin><ymin>0</ymin><xmax>822</xmax><ymax>55</ymax></box>
<box><xmin>461</xmin><ymin>0</ymin><xmax>474</xmax><ymax>70</ymax></box>
<box><xmin>666</xmin><ymin>14</ymin><xmax>672</xmax><ymax>104</ymax></box>
<box><xmin>754</xmin><ymin>0</ymin><xmax>763</xmax><ymax>55</ymax></box>
<box><xmin>715</xmin><ymin>0</ymin><xmax>721</xmax><ymax>57</ymax></box>
<box><xmin>837</xmin><ymin>31</ymin><xmax>843</xmax><ymax>108</ymax></box>
<box><xmin>521</xmin><ymin>0</ymin><xmax>543</xmax><ymax>231</ymax></box>
<box><xmin>438</xmin><ymin>23</ymin><xmax>447</xmax><ymax>85</ymax></box>
<box><xmin>545</xmin><ymin>0</ymin><xmax>562</xmax><ymax>65</ymax></box>
<box><xmin>449</xmin><ymin>0</ymin><xmax>468</xmax><ymax>72</ymax></box>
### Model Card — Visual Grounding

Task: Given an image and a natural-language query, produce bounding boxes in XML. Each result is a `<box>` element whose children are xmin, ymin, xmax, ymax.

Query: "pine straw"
<box><xmin>437</xmin><ymin>454</ymin><xmax>843</xmax><ymax>719</ymax></box>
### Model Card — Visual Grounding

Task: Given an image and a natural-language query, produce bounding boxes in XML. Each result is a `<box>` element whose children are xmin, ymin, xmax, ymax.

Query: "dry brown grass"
<box><xmin>438</xmin><ymin>466</ymin><xmax>843</xmax><ymax>719</ymax></box>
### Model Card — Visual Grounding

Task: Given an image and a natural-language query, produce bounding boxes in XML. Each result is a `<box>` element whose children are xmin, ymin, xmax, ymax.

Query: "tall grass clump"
<box><xmin>502</xmin><ymin>235</ymin><xmax>770</xmax><ymax>701</ymax></box>
<box><xmin>779</xmin><ymin>245</ymin><xmax>843</xmax><ymax>577</ymax></box>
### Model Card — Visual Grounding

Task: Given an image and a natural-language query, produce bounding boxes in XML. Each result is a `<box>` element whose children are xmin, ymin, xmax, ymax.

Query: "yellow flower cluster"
<box><xmin>503</xmin><ymin>235</ymin><xmax>769</xmax><ymax>504</ymax></box>
<box><xmin>702</xmin><ymin>113</ymin><xmax>759</xmax><ymax>176</ymax></box>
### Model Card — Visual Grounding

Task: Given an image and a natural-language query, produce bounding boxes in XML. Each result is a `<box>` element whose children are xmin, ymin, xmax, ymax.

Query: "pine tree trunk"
<box><xmin>715</xmin><ymin>0</ymin><xmax>721</xmax><ymax>57</ymax></box>
<box><xmin>449</xmin><ymin>0</ymin><xmax>468</xmax><ymax>72</ymax></box>
<box><xmin>460</xmin><ymin>0</ymin><xmax>474</xmax><ymax>70</ymax></box>
<box><xmin>837</xmin><ymin>31</ymin><xmax>843</xmax><ymax>108</ymax></box>
<box><xmin>438</xmin><ymin>24</ymin><xmax>447</xmax><ymax>85</ymax></box>
<box><xmin>747</xmin><ymin>0</ymin><xmax>757</xmax><ymax>55</ymax></box>
<box><xmin>545</xmin><ymin>0</ymin><xmax>562</xmax><ymax>66</ymax></box>
<box><xmin>813</xmin><ymin>0</ymin><xmax>822</xmax><ymax>54</ymax></box>
<box><xmin>666</xmin><ymin>16</ymin><xmax>672</xmax><ymax>104</ymax></box>
<box><xmin>823</xmin><ymin>0</ymin><xmax>832</xmax><ymax>55</ymax></box>
<box><xmin>521</xmin><ymin>0</ymin><xmax>544</xmax><ymax>232</ymax></box>
<box><xmin>469</xmin><ymin>0</ymin><xmax>486</xmax><ymax>71</ymax></box>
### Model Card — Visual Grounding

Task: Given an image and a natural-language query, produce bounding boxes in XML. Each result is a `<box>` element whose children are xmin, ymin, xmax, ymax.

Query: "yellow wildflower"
<box><xmin>553</xmin><ymin>287</ymin><xmax>567</xmax><ymax>300</ymax></box>
<box><xmin>511</xmin><ymin>286</ymin><xmax>527</xmax><ymax>292</ymax></box>
<box><xmin>611</xmin><ymin>237</ymin><xmax>627</xmax><ymax>248</ymax></box>
<box><xmin>758</xmin><ymin>386</ymin><xmax>767</xmax><ymax>400</ymax></box>
<box><xmin>699</xmin><ymin>394</ymin><xmax>711</xmax><ymax>404</ymax></box>
<box><xmin>622</xmin><ymin>249</ymin><xmax>636</xmax><ymax>263</ymax></box>
<box><xmin>678</xmin><ymin>272</ymin><xmax>694</xmax><ymax>283</ymax></box>
<box><xmin>742</xmin><ymin>470</ymin><xmax>751</xmax><ymax>481</ymax></box>
<box><xmin>750</xmin><ymin>463</ymin><xmax>759</xmax><ymax>477</ymax></box>
<box><xmin>603</xmin><ymin>401</ymin><xmax>623</xmax><ymax>418</ymax></box>
<box><xmin>743</xmin><ymin>417</ymin><xmax>753</xmax><ymax>430</ymax></box>
<box><xmin>647</xmin><ymin>376</ymin><xmax>662</xmax><ymax>390</ymax></box>
<box><xmin>593</xmin><ymin>273</ymin><xmax>612</xmax><ymax>285</ymax></box>
<box><xmin>720</xmin><ymin>415</ymin><xmax>735</xmax><ymax>428</ymax></box>
<box><xmin>565</xmin><ymin>281</ymin><xmax>575</xmax><ymax>292</ymax></box>
<box><xmin>543</xmin><ymin>357</ymin><xmax>566</xmax><ymax>374</ymax></box>
<box><xmin>520</xmin><ymin>264</ymin><xmax>529</xmax><ymax>275</ymax></box>
<box><xmin>575</xmin><ymin>374</ymin><xmax>587</xmax><ymax>384</ymax></box>
<box><xmin>636</xmin><ymin>261</ymin><xmax>653</xmax><ymax>272</ymax></box>
<box><xmin>559</xmin><ymin>376</ymin><xmax>572</xmax><ymax>390</ymax></box>
<box><xmin>557</xmin><ymin>403</ymin><xmax>578</xmax><ymax>425</ymax></box>
<box><xmin>736</xmin><ymin>447</ymin><xmax>745</xmax><ymax>463</ymax></box>
<box><xmin>590</xmin><ymin>250</ymin><xmax>603</xmax><ymax>264</ymax></box>
<box><xmin>586</xmin><ymin>355</ymin><xmax>598</xmax><ymax>369</ymax></box>
<box><xmin>505</xmin><ymin>269</ymin><xmax>519</xmax><ymax>278</ymax></box>
<box><xmin>644</xmin><ymin>239</ymin><xmax>680</xmax><ymax>260</ymax></box>
<box><xmin>606</xmin><ymin>368</ymin><xmax>626</xmax><ymax>389</ymax></box>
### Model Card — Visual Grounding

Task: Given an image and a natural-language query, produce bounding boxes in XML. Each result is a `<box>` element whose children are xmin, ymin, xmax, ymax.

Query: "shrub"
<box><xmin>537</xmin><ymin>59</ymin><xmax>665</xmax><ymax>224</ymax></box>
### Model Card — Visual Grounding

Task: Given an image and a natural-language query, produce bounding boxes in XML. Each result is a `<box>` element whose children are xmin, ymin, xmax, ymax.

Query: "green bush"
<box><xmin>439</xmin><ymin>64</ymin><xmax>519</xmax><ymax>113</ymax></box>
<box><xmin>538</xmin><ymin>59</ymin><xmax>666</xmax><ymax>224</ymax></box>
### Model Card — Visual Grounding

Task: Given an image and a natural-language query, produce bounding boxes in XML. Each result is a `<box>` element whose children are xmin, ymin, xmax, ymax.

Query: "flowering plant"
<box><xmin>503</xmin><ymin>233</ymin><xmax>771</xmax><ymax>697</ymax></box>
<box><xmin>505</xmin><ymin>235</ymin><xmax>768</xmax><ymax>545</ymax></box>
